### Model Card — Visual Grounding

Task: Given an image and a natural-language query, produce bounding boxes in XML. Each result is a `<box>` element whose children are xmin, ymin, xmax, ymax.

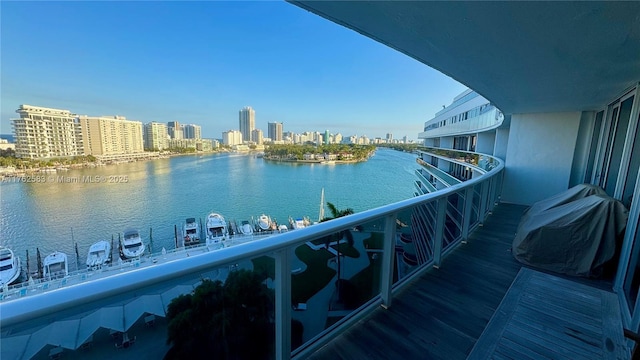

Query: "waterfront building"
<box><xmin>239</xmin><ymin>106</ymin><xmax>255</xmax><ymax>142</ymax></box>
<box><xmin>78</xmin><ymin>115</ymin><xmax>144</xmax><ymax>157</ymax></box>
<box><xmin>415</xmin><ymin>89</ymin><xmax>507</xmax><ymax>193</ymax></box>
<box><xmin>251</xmin><ymin>129</ymin><xmax>264</xmax><ymax>145</ymax></box>
<box><xmin>0</xmin><ymin>139</ymin><xmax>15</xmax><ymax>151</ymax></box>
<box><xmin>324</xmin><ymin>130</ymin><xmax>330</xmax><ymax>145</ymax></box>
<box><xmin>12</xmin><ymin>105</ymin><xmax>83</xmax><ymax>159</ymax></box>
<box><xmin>167</xmin><ymin>138</ymin><xmax>197</xmax><ymax>150</ymax></box>
<box><xmin>222</xmin><ymin>129</ymin><xmax>243</xmax><ymax>146</ymax></box>
<box><xmin>334</xmin><ymin>133</ymin><xmax>343</xmax><ymax>144</ymax></box>
<box><xmin>386</xmin><ymin>133</ymin><xmax>393</xmax><ymax>142</ymax></box>
<box><xmin>144</xmin><ymin>122</ymin><xmax>169</xmax><ymax>151</ymax></box>
<box><xmin>2</xmin><ymin>3</ymin><xmax>639</xmax><ymax>360</ymax></box>
<box><xmin>268</xmin><ymin>121</ymin><xmax>283</xmax><ymax>141</ymax></box>
<box><xmin>183</xmin><ymin>124</ymin><xmax>201</xmax><ymax>140</ymax></box>
<box><xmin>167</xmin><ymin>121</ymin><xmax>183</xmax><ymax>140</ymax></box>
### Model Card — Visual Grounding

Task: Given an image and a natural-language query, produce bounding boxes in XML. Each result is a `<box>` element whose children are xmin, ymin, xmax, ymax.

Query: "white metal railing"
<box><xmin>0</xmin><ymin>151</ymin><xmax>504</xmax><ymax>360</ymax></box>
<box><xmin>418</xmin><ymin>108</ymin><xmax>504</xmax><ymax>139</ymax></box>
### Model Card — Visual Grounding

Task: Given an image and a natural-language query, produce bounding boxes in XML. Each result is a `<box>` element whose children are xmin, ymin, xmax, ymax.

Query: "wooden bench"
<box><xmin>468</xmin><ymin>268</ymin><xmax>627</xmax><ymax>359</ymax></box>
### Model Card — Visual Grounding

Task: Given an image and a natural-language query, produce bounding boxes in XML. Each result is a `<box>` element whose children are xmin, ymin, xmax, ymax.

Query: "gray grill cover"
<box><xmin>513</xmin><ymin>193</ymin><xmax>628</xmax><ymax>277</ymax></box>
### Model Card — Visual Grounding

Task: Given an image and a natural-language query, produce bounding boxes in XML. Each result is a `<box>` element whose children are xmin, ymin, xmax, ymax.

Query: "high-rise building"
<box><xmin>239</xmin><ymin>107</ymin><xmax>255</xmax><ymax>142</ymax></box>
<box><xmin>222</xmin><ymin>130</ymin><xmax>243</xmax><ymax>146</ymax></box>
<box><xmin>324</xmin><ymin>130</ymin><xmax>330</xmax><ymax>145</ymax></box>
<box><xmin>167</xmin><ymin>121</ymin><xmax>183</xmax><ymax>139</ymax></box>
<box><xmin>386</xmin><ymin>133</ymin><xmax>393</xmax><ymax>142</ymax></box>
<box><xmin>251</xmin><ymin>129</ymin><xmax>264</xmax><ymax>145</ymax></box>
<box><xmin>268</xmin><ymin>122</ymin><xmax>283</xmax><ymax>142</ymax></box>
<box><xmin>183</xmin><ymin>124</ymin><xmax>201</xmax><ymax>140</ymax></box>
<box><xmin>12</xmin><ymin>105</ymin><xmax>83</xmax><ymax>159</ymax></box>
<box><xmin>144</xmin><ymin>122</ymin><xmax>169</xmax><ymax>151</ymax></box>
<box><xmin>78</xmin><ymin>115</ymin><xmax>144</xmax><ymax>156</ymax></box>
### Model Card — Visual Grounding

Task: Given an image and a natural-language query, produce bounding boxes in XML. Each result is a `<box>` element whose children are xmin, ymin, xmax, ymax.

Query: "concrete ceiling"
<box><xmin>289</xmin><ymin>1</ymin><xmax>640</xmax><ymax>115</ymax></box>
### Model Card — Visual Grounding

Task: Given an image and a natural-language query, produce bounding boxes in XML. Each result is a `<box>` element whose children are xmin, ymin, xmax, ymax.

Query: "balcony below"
<box><xmin>305</xmin><ymin>203</ymin><xmax>623</xmax><ymax>360</ymax></box>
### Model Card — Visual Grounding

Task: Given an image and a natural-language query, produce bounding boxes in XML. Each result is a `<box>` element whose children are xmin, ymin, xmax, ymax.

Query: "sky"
<box><xmin>1</xmin><ymin>1</ymin><xmax>466</xmax><ymax>140</ymax></box>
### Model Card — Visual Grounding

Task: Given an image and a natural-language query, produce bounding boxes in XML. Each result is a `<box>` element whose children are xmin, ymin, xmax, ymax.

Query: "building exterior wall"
<box><xmin>144</xmin><ymin>122</ymin><xmax>168</xmax><ymax>151</ymax></box>
<box><xmin>12</xmin><ymin>105</ymin><xmax>83</xmax><ymax>159</ymax></box>
<box><xmin>494</xmin><ymin>127</ymin><xmax>510</xmax><ymax>161</ymax></box>
<box><xmin>223</xmin><ymin>130</ymin><xmax>243</xmax><ymax>146</ymax></box>
<box><xmin>502</xmin><ymin>111</ymin><xmax>582</xmax><ymax>205</ymax></box>
<box><xmin>183</xmin><ymin>124</ymin><xmax>201</xmax><ymax>140</ymax></box>
<box><xmin>476</xmin><ymin>131</ymin><xmax>495</xmax><ymax>154</ymax></box>
<box><xmin>268</xmin><ymin>122</ymin><xmax>283</xmax><ymax>141</ymax></box>
<box><xmin>167</xmin><ymin>121</ymin><xmax>183</xmax><ymax>140</ymax></box>
<box><xmin>79</xmin><ymin>116</ymin><xmax>144</xmax><ymax>156</ymax></box>
<box><xmin>239</xmin><ymin>107</ymin><xmax>255</xmax><ymax>142</ymax></box>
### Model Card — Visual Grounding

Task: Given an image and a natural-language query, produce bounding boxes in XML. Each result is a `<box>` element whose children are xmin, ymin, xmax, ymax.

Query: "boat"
<box><xmin>257</xmin><ymin>214</ymin><xmax>273</xmax><ymax>231</ymax></box>
<box><xmin>86</xmin><ymin>240</ymin><xmax>111</xmax><ymax>268</ymax></box>
<box><xmin>289</xmin><ymin>216</ymin><xmax>310</xmax><ymax>230</ymax></box>
<box><xmin>206</xmin><ymin>213</ymin><xmax>228</xmax><ymax>246</ymax></box>
<box><xmin>183</xmin><ymin>218</ymin><xmax>200</xmax><ymax>246</ymax></box>
<box><xmin>0</xmin><ymin>247</ymin><xmax>21</xmax><ymax>286</ymax></box>
<box><xmin>121</xmin><ymin>228</ymin><xmax>145</xmax><ymax>259</ymax></box>
<box><xmin>278</xmin><ymin>224</ymin><xmax>289</xmax><ymax>233</ymax></box>
<box><xmin>238</xmin><ymin>220</ymin><xmax>254</xmax><ymax>236</ymax></box>
<box><xmin>43</xmin><ymin>251</ymin><xmax>68</xmax><ymax>279</ymax></box>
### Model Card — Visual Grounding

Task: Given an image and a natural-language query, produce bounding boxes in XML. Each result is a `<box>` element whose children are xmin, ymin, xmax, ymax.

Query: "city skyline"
<box><xmin>1</xmin><ymin>1</ymin><xmax>466</xmax><ymax>140</ymax></box>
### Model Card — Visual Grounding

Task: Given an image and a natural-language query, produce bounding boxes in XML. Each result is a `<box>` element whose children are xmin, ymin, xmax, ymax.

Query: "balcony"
<box><xmin>419</xmin><ymin>108</ymin><xmax>504</xmax><ymax>139</ymax></box>
<box><xmin>0</xmin><ymin>151</ymin><xmax>626</xmax><ymax>359</ymax></box>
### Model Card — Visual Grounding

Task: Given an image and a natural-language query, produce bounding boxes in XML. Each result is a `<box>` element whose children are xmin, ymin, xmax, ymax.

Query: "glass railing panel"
<box><xmin>291</xmin><ymin>216</ymin><xmax>387</xmax><ymax>351</ymax></box>
<box><xmin>470</xmin><ymin>183</ymin><xmax>482</xmax><ymax>228</ymax></box>
<box><xmin>162</xmin><ymin>256</ymin><xmax>276</xmax><ymax>359</ymax></box>
<box><xmin>443</xmin><ymin>192</ymin><xmax>464</xmax><ymax>251</ymax></box>
<box><xmin>420</xmin><ymin>147</ymin><xmax>481</xmax><ymax>168</ymax></box>
<box><xmin>416</xmin><ymin>160</ymin><xmax>461</xmax><ymax>186</ymax></box>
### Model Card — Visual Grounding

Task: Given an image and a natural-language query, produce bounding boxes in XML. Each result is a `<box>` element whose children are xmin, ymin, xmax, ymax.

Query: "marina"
<box><xmin>0</xmin><ymin>148</ymin><xmax>418</xmax><ymax>291</ymax></box>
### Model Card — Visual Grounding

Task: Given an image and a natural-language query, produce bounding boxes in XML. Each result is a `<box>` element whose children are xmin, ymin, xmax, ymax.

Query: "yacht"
<box><xmin>43</xmin><ymin>251</ymin><xmax>68</xmax><ymax>279</ymax></box>
<box><xmin>257</xmin><ymin>214</ymin><xmax>274</xmax><ymax>231</ymax></box>
<box><xmin>121</xmin><ymin>229</ymin><xmax>145</xmax><ymax>259</ymax></box>
<box><xmin>289</xmin><ymin>217</ymin><xmax>310</xmax><ymax>230</ymax></box>
<box><xmin>238</xmin><ymin>220</ymin><xmax>254</xmax><ymax>236</ymax></box>
<box><xmin>86</xmin><ymin>240</ymin><xmax>111</xmax><ymax>268</ymax></box>
<box><xmin>206</xmin><ymin>213</ymin><xmax>228</xmax><ymax>246</ymax></box>
<box><xmin>0</xmin><ymin>247</ymin><xmax>21</xmax><ymax>286</ymax></box>
<box><xmin>183</xmin><ymin>218</ymin><xmax>200</xmax><ymax>246</ymax></box>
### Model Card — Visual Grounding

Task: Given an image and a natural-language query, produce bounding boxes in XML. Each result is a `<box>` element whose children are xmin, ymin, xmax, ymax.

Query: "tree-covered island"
<box><xmin>263</xmin><ymin>144</ymin><xmax>375</xmax><ymax>163</ymax></box>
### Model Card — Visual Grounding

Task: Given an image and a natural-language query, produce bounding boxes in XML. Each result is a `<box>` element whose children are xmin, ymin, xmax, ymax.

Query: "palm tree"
<box><xmin>321</xmin><ymin>202</ymin><xmax>355</xmax><ymax>305</ymax></box>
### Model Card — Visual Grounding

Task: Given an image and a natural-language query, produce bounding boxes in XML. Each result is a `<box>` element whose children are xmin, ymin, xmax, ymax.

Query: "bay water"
<box><xmin>0</xmin><ymin>147</ymin><xmax>417</xmax><ymax>271</ymax></box>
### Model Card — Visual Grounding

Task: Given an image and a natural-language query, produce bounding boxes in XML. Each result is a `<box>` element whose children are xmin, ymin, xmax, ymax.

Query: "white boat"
<box><xmin>0</xmin><ymin>247</ymin><xmax>21</xmax><ymax>286</ymax></box>
<box><xmin>289</xmin><ymin>217</ymin><xmax>310</xmax><ymax>230</ymax></box>
<box><xmin>121</xmin><ymin>228</ymin><xmax>145</xmax><ymax>259</ymax></box>
<box><xmin>239</xmin><ymin>220</ymin><xmax>254</xmax><ymax>236</ymax></box>
<box><xmin>43</xmin><ymin>251</ymin><xmax>68</xmax><ymax>279</ymax></box>
<box><xmin>206</xmin><ymin>213</ymin><xmax>228</xmax><ymax>246</ymax></box>
<box><xmin>86</xmin><ymin>240</ymin><xmax>111</xmax><ymax>268</ymax></box>
<box><xmin>278</xmin><ymin>224</ymin><xmax>289</xmax><ymax>233</ymax></box>
<box><xmin>257</xmin><ymin>214</ymin><xmax>274</xmax><ymax>231</ymax></box>
<box><xmin>183</xmin><ymin>218</ymin><xmax>200</xmax><ymax>246</ymax></box>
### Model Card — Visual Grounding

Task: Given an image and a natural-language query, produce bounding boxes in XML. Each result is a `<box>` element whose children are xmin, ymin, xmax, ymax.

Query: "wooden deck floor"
<box><xmin>306</xmin><ymin>203</ymin><xmax>620</xmax><ymax>360</ymax></box>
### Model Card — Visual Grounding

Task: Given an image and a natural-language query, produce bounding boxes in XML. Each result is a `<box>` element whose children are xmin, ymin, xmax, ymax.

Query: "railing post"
<box><xmin>461</xmin><ymin>187</ymin><xmax>474</xmax><ymax>243</ymax></box>
<box><xmin>381</xmin><ymin>213</ymin><xmax>397</xmax><ymax>309</ymax></box>
<box><xmin>433</xmin><ymin>197</ymin><xmax>447</xmax><ymax>268</ymax></box>
<box><xmin>275</xmin><ymin>249</ymin><xmax>291</xmax><ymax>360</ymax></box>
<box><xmin>478</xmin><ymin>180</ymin><xmax>490</xmax><ymax>225</ymax></box>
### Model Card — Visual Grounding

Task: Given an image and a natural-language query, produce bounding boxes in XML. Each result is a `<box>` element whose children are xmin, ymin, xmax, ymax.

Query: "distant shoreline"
<box><xmin>262</xmin><ymin>157</ymin><xmax>363</xmax><ymax>164</ymax></box>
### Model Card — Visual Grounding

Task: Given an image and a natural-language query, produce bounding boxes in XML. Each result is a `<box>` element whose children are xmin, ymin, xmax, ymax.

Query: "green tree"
<box><xmin>165</xmin><ymin>270</ymin><xmax>275</xmax><ymax>359</ymax></box>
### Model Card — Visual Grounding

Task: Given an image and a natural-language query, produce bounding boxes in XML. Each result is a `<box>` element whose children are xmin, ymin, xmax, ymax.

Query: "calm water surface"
<box><xmin>0</xmin><ymin>148</ymin><xmax>417</xmax><ymax>270</ymax></box>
